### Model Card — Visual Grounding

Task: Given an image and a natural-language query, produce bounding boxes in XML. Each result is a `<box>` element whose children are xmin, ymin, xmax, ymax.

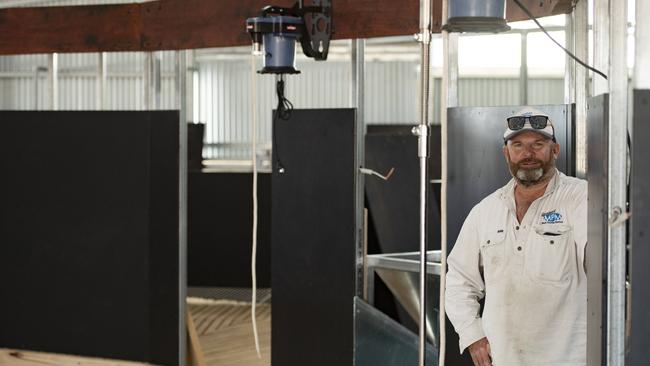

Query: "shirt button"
<box><xmin>516</xmin><ymin>226</ymin><xmax>520</xmax><ymax>230</ymax></box>
<box><xmin>517</xmin><ymin>246</ymin><xmax>522</xmax><ymax>251</ymax></box>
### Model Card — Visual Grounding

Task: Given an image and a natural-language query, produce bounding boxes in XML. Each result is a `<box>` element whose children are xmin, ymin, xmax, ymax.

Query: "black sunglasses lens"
<box><xmin>529</xmin><ymin>116</ymin><xmax>548</xmax><ymax>129</ymax></box>
<box><xmin>507</xmin><ymin>117</ymin><xmax>526</xmax><ymax>130</ymax></box>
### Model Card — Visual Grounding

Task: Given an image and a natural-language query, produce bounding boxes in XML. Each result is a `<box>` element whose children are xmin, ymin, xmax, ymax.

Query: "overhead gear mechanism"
<box><xmin>246</xmin><ymin>0</ymin><xmax>332</xmax><ymax>74</ymax></box>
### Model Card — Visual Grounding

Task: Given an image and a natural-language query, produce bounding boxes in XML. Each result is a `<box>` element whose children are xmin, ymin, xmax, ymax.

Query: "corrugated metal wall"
<box><xmin>0</xmin><ymin>53</ymin><xmax>565</xmax><ymax>160</ymax></box>
<box><xmin>0</xmin><ymin>52</ymin><xmax>178</xmax><ymax>111</ymax></box>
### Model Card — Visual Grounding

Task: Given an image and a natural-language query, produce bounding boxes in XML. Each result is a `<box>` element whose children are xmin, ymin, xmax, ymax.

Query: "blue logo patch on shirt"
<box><xmin>541</xmin><ymin>210</ymin><xmax>563</xmax><ymax>224</ymax></box>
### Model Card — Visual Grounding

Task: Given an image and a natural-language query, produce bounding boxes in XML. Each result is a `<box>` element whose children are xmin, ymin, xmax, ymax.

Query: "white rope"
<box><xmin>250</xmin><ymin>53</ymin><xmax>262</xmax><ymax>359</ymax></box>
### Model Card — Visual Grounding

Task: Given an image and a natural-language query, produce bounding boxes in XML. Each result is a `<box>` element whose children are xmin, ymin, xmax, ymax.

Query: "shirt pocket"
<box><xmin>526</xmin><ymin>224</ymin><xmax>575</xmax><ymax>284</ymax></box>
<box><xmin>479</xmin><ymin>230</ymin><xmax>507</xmax><ymax>282</ymax></box>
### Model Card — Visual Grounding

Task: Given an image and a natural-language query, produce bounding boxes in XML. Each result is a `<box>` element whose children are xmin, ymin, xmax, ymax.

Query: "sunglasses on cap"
<box><xmin>506</xmin><ymin>115</ymin><xmax>549</xmax><ymax>130</ymax></box>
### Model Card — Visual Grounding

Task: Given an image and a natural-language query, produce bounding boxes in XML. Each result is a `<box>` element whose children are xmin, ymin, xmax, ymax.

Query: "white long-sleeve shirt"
<box><xmin>445</xmin><ymin>170</ymin><xmax>587</xmax><ymax>366</ymax></box>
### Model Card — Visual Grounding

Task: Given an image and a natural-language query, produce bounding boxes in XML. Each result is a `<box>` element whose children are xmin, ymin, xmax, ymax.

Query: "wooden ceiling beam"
<box><xmin>0</xmin><ymin>0</ymin><xmax>573</xmax><ymax>55</ymax></box>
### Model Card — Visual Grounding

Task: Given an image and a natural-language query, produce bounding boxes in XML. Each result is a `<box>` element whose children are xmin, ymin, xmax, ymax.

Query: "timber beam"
<box><xmin>0</xmin><ymin>0</ymin><xmax>573</xmax><ymax>55</ymax></box>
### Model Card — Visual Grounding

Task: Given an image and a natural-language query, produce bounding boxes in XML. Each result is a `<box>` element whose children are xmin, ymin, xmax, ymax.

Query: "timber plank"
<box><xmin>0</xmin><ymin>0</ymin><xmax>572</xmax><ymax>55</ymax></box>
<box><xmin>0</xmin><ymin>349</ymin><xmax>151</xmax><ymax>366</ymax></box>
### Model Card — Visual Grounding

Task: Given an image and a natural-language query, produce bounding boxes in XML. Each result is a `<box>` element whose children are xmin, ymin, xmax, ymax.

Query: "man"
<box><xmin>445</xmin><ymin>108</ymin><xmax>587</xmax><ymax>366</ymax></box>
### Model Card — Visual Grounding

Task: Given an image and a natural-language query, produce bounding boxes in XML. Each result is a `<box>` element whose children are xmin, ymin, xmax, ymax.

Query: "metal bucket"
<box><xmin>445</xmin><ymin>0</ymin><xmax>510</xmax><ymax>33</ymax></box>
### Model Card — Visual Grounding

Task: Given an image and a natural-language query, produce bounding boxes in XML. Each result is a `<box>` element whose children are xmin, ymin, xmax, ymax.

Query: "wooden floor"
<box><xmin>0</xmin><ymin>349</ymin><xmax>148</xmax><ymax>366</ymax></box>
<box><xmin>0</xmin><ymin>299</ymin><xmax>269</xmax><ymax>366</ymax></box>
<box><xmin>187</xmin><ymin>298</ymin><xmax>271</xmax><ymax>366</ymax></box>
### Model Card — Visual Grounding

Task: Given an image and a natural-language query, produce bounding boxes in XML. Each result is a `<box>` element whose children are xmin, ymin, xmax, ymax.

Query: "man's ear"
<box><xmin>553</xmin><ymin>142</ymin><xmax>561</xmax><ymax>158</ymax></box>
<box><xmin>502</xmin><ymin>144</ymin><xmax>509</xmax><ymax>160</ymax></box>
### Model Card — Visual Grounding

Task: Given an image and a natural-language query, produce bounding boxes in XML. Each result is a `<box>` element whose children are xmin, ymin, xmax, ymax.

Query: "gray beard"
<box><xmin>516</xmin><ymin>167</ymin><xmax>544</xmax><ymax>186</ymax></box>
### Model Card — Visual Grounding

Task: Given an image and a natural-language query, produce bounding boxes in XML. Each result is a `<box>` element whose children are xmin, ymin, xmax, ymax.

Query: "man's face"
<box><xmin>502</xmin><ymin>131</ymin><xmax>560</xmax><ymax>187</ymax></box>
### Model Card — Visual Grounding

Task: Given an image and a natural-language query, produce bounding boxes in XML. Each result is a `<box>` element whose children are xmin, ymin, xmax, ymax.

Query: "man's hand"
<box><xmin>468</xmin><ymin>337</ymin><xmax>492</xmax><ymax>366</ymax></box>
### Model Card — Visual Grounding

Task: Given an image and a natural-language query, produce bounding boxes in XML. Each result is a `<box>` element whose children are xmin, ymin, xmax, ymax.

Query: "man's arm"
<box><xmin>445</xmin><ymin>207</ymin><xmax>487</xmax><ymax>354</ymax></box>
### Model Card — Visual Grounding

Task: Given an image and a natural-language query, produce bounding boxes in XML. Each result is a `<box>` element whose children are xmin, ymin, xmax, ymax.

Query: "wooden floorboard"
<box><xmin>187</xmin><ymin>298</ymin><xmax>271</xmax><ymax>366</ymax></box>
<box><xmin>0</xmin><ymin>349</ymin><xmax>149</xmax><ymax>366</ymax></box>
<box><xmin>0</xmin><ymin>299</ymin><xmax>270</xmax><ymax>366</ymax></box>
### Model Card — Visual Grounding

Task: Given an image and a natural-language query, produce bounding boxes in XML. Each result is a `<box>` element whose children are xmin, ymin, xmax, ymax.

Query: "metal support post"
<box><xmin>606</xmin><ymin>0</ymin><xmax>628</xmax><ymax>365</ymax></box>
<box><xmin>48</xmin><ymin>53</ymin><xmax>58</xmax><ymax>110</ymax></box>
<box><xmin>414</xmin><ymin>0</ymin><xmax>433</xmax><ymax>364</ymax></box>
<box><xmin>175</xmin><ymin>49</ymin><xmax>188</xmax><ymax>366</ymax></box>
<box><xmin>351</xmin><ymin>38</ymin><xmax>366</xmax><ymax>300</ymax></box>
<box><xmin>574</xmin><ymin>0</ymin><xmax>589</xmax><ymax>178</ymax></box>
<box><xmin>440</xmin><ymin>1</ymin><xmax>458</xmax><ymax>361</ymax></box>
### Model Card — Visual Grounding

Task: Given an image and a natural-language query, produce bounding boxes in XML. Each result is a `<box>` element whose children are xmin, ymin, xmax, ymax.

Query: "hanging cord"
<box><xmin>512</xmin><ymin>0</ymin><xmax>608</xmax><ymax>80</ymax></box>
<box><xmin>250</xmin><ymin>54</ymin><xmax>262</xmax><ymax>359</ymax></box>
<box><xmin>272</xmin><ymin>74</ymin><xmax>293</xmax><ymax>172</ymax></box>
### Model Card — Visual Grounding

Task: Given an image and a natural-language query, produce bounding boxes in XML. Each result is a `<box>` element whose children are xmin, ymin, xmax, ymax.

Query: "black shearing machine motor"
<box><xmin>246</xmin><ymin>0</ymin><xmax>332</xmax><ymax>74</ymax></box>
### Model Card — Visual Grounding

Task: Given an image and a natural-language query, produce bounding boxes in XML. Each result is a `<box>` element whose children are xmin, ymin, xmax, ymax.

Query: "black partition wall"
<box><xmin>272</xmin><ymin>109</ymin><xmax>357</xmax><ymax>366</ymax></box>
<box><xmin>188</xmin><ymin>172</ymin><xmax>271</xmax><ymax>288</ymax></box>
<box><xmin>0</xmin><ymin>111</ymin><xmax>181</xmax><ymax>365</ymax></box>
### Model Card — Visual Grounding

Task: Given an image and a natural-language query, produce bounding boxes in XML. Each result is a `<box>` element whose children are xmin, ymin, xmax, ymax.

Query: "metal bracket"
<box><xmin>412</xmin><ymin>125</ymin><xmax>430</xmax><ymax>158</ymax></box>
<box><xmin>413</xmin><ymin>32</ymin><xmax>432</xmax><ymax>44</ymax></box>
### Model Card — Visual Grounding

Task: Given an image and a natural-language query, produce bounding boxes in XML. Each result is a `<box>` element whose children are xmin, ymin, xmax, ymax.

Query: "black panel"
<box><xmin>188</xmin><ymin>172</ymin><xmax>271</xmax><ymax>288</ymax></box>
<box><xmin>586</xmin><ymin>94</ymin><xmax>609</xmax><ymax>366</ymax></box>
<box><xmin>0</xmin><ymin>111</ymin><xmax>180</xmax><ymax>365</ymax></box>
<box><xmin>629</xmin><ymin>90</ymin><xmax>650</xmax><ymax>366</ymax></box>
<box><xmin>365</xmin><ymin>125</ymin><xmax>441</xmax><ymax>254</ymax></box>
<box><xmin>148</xmin><ymin>113</ymin><xmax>181</xmax><ymax>366</ymax></box>
<box><xmin>272</xmin><ymin>109</ymin><xmax>356</xmax><ymax>366</ymax></box>
<box><xmin>187</xmin><ymin>123</ymin><xmax>205</xmax><ymax>172</ymax></box>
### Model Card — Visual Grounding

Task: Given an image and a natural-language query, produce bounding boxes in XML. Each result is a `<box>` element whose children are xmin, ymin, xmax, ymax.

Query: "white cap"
<box><xmin>503</xmin><ymin>107</ymin><xmax>555</xmax><ymax>142</ymax></box>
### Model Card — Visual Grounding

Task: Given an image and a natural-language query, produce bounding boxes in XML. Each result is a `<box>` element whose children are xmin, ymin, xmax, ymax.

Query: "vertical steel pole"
<box><xmin>440</xmin><ymin>0</ymin><xmax>458</xmax><ymax>363</ymax></box>
<box><xmin>607</xmin><ymin>0</ymin><xmax>627</xmax><ymax>365</ymax></box>
<box><xmin>574</xmin><ymin>0</ymin><xmax>589</xmax><ymax>178</ymax></box>
<box><xmin>415</xmin><ymin>0</ymin><xmax>432</xmax><ymax>365</ymax></box>
<box><xmin>351</xmin><ymin>38</ymin><xmax>366</xmax><ymax>300</ymax></box>
<box><xmin>351</xmin><ymin>37</ymin><xmax>366</xmax><ymax>366</ymax></box>
<box><xmin>175</xmin><ymin>50</ymin><xmax>188</xmax><ymax>366</ymax></box>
